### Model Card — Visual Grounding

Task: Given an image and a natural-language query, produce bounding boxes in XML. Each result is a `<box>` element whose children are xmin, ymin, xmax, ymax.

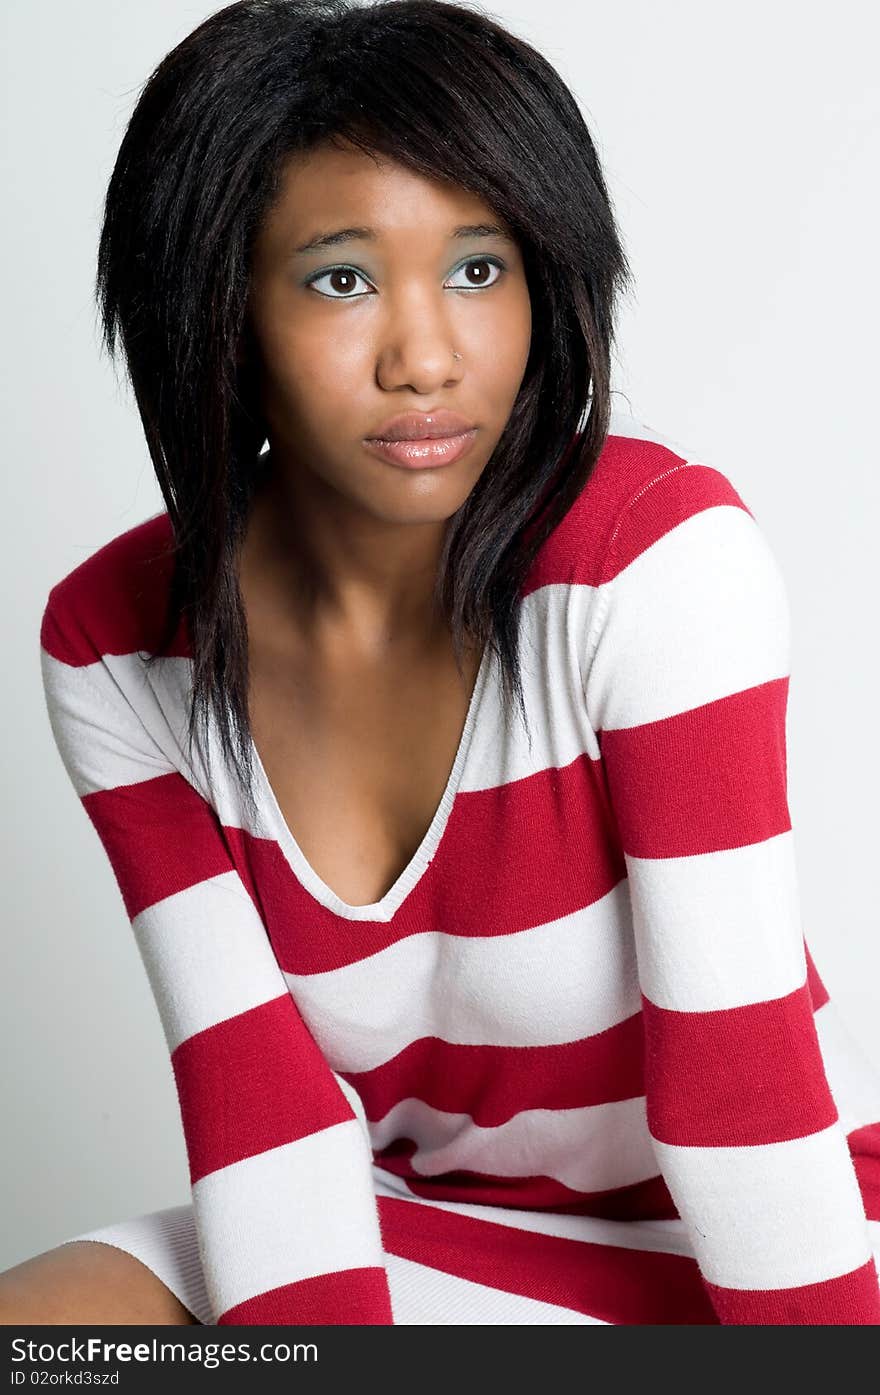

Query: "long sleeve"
<box><xmin>582</xmin><ymin>460</ymin><xmax>880</xmax><ymax>1324</ymax></box>
<box><xmin>39</xmin><ymin>591</ymin><xmax>394</xmax><ymax>1326</ymax></box>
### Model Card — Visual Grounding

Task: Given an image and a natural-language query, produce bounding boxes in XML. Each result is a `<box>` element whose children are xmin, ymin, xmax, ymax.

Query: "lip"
<box><xmin>362</xmin><ymin>429</ymin><xmax>478</xmax><ymax>470</ymax></box>
<box><xmin>365</xmin><ymin>409</ymin><xmax>476</xmax><ymax>442</ymax></box>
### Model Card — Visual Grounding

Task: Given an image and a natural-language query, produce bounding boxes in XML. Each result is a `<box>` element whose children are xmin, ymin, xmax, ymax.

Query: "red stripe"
<box><xmin>599</xmin><ymin>678</ymin><xmax>791</xmax><ymax>858</ymax></box>
<box><xmin>599</xmin><ymin>677</ymin><xmax>792</xmax><ymax>859</ymax></box>
<box><xmin>342</xmin><ymin>1013</ymin><xmax>645</xmax><ymax>1126</ymax></box>
<box><xmin>374</xmin><ymin>1150</ymin><xmax>681</xmax><ymax>1220</ymax></box>
<box><xmin>171</xmin><ymin>994</ymin><xmax>355</xmax><ymax>1183</ymax></box>
<box><xmin>41</xmin><ymin>513</ymin><xmax>189</xmax><ymax>663</ymax></box>
<box><xmin>377</xmin><ymin>1195</ymin><xmax>718</xmax><ymax>1324</ymax></box>
<box><xmin>522</xmin><ymin>436</ymin><xmax>686</xmax><ymax>593</ymax></box>
<box><xmin>607</xmin><ymin>460</ymin><xmax>751</xmax><ymax>576</ymax></box>
<box><xmin>82</xmin><ymin>773</ymin><xmax>237</xmax><ymax>921</ymax></box>
<box><xmin>217</xmin><ymin>1266</ymin><xmax>394</xmax><ymax>1325</ymax></box>
<box><xmin>434</xmin><ymin>753</ymin><xmax>624</xmax><ymax>933</ymax></box>
<box><xmin>702</xmin><ymin>1257</ymin><xmax>880</xmax><ymax>1325</ymax></box>
<box><xmin>246</xmin><ymin>753</ymin><xmax>627</xmax><ymax>976</ymax></box>
<box><xmin>641</xmin><ymin>982</ymin><xmax>839</xmax><ymax>1146</ymax></box>
<box><xmin>849</xmin><ymin>1122</ymin><xmax>880</xmax><ymax>1222</ymax></box>
<box><xmin>522</xmin><ymin>443</ymin><xmax>748</xmax><ymax>596</ymax></box>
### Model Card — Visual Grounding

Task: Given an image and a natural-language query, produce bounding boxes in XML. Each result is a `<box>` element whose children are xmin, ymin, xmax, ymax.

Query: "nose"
<box><xmin>375</xmin><ymin>295</ymin><xmax>464</xmax><ymax>394</ymax></box>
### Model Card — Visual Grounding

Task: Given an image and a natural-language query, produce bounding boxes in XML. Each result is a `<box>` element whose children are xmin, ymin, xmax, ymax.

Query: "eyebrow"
<box><xmin>293</xmin><ymin>223</ymin><xmax>515</xmax><ymax>255</ymax></box>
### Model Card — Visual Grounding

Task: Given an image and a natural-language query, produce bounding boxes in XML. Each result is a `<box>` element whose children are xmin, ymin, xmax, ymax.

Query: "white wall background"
<box><xmin>2</xmin><ymin>0</ymin><xmax>878</xmax><ymax>1269</ymax></box>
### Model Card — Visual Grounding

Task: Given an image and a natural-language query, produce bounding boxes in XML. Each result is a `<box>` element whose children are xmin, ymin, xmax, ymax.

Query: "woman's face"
<box><xmin>245</xmin><ymin>138</ymin><xmax>533</xmax><ymax>527</ymax></box>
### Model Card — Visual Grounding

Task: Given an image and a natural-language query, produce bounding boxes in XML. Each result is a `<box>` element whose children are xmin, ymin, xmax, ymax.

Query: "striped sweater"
<box><xmin>39</xmin><ymin>407</ymin><xmax>880</xmax><ymax>1324</ymax></box>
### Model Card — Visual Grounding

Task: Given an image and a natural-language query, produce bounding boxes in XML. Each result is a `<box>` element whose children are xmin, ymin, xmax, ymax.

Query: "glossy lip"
<box><xmin>365</xmin><ymin>408</ymin><xmax>476</xmax><ymax>442</ymax></box>
<box><xmin>362</xmin><ymin>429</ymin><xmax>478</xmax><ymax>470</ymax></box>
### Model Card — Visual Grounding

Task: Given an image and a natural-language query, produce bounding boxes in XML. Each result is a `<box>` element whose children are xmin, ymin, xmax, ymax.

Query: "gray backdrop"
<box><xmin>3</xmin><ymin>0</ymin><xmax>878</xmax><ymax>1268</ymax></box>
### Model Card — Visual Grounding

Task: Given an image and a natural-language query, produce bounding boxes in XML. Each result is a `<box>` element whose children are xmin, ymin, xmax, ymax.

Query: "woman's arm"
<box><xmin>583</xmin><ymin>459</ymin><xmax>880</xmax><ymax>1324</ymax></box>
<box><xmin>39</xmin><ymin>591</ymin><xmax>394</xmax><ymax>1326</ymax></box>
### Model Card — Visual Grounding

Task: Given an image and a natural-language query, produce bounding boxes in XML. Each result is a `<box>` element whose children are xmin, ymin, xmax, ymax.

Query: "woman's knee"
<box><xmin>0</xmin><ymin>1240</ymin><xmax>201</xmax><ymax>1326</ymax></box>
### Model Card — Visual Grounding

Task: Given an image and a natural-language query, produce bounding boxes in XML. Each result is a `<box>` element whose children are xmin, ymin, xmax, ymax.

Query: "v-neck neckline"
<box><xmin>248</xmin><ymin>638</ymin><xmax>494</xmax><ymax>922</ymax></box>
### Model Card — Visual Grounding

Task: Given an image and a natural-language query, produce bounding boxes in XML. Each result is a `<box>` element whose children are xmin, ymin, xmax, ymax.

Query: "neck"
<box><xmin>239</xmin><ymin>454</ymin><xmax>453</xmax><ymax>656</ymax></box>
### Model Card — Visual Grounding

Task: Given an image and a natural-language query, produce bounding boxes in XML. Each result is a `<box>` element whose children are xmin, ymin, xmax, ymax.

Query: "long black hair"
<box><xmin>96</xmin><ymin>0</ymin><xmax>634</xmax><ymax>823</ymax></box>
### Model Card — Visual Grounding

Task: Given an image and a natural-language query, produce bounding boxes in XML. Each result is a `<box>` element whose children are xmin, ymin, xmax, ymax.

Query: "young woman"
<box><xmin>6</xmin><ymin>0</ymin><xmax>880</xmax><ymax>1325</ymax></box>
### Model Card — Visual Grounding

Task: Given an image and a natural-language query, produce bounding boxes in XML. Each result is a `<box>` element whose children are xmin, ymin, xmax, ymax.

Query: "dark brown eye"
<box><xmin>306</xmin><ymin>266</ymin><xmax>370</xmax><ymax>298</ymax></box>
<box><xmin>447</xmin><ymin>258</ymin><xmax>505</xmax><ymax>290</ymax></box>
<box><xmin>326</xmin><ymin>269</ymin><xmax>359</xmax><ymax>294</ymax></box>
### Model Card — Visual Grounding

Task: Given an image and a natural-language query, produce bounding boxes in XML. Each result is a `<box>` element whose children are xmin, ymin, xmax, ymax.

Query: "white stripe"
<box><xmin>384</xmin><ymin>1252</ymin><xmax>605</xmax><ymax>1324</ymax></box>
<box><xmin>192</xmin><ymin>1118</ymin><xmax>385</xmax><ymax>1319</ymax></box>
<box><xmin>585</xmin><ymin>502</ymin><xmax>791</xmax><ymax>733</ymax></box>
<box><xmin>369</xmin><ymin>1093</ymin><xmax>658</xmax><ymax>1194</ymax></box>
<box><xmin>285</xmin><ymin>882</ymin><xmax>639</xmax><ymax>1067</ymax></box>
<box><xmin>131</xmin><ymin>872</ymin><xmax>291</xmax><ymax>1050</ymax></box>
<box><xmin>815</xmin><ymin>999</ymin><xmax>880</xmax><ymax>1133</ymax></box>
<box><xmin>334</xmin><ymin>1070</ymin><xmax>372</xmax><ymax>1142</ymax></box>
<box><xmin>651</xmin><ymin>1121</ymin><xmax>875</xmax><ymax>1290</ymax></box>
<box><xmin>40</xmin><ymin>650</ymin><xmax>174</xmax><ymax>795</ymax></box>
<box><xmin>461</xmin><ymin>584</ymin><xmax>603</xmax><ymax>790</ymax></box>
<box><xmin>624</xmin><ymin>831</ymin><xmax>806</xmax><ymax>1011</ymax></box>
<box><xmin>101</xmin><ymin>651</ymin><xmax>235</xmax><ymax>812</ymax></box>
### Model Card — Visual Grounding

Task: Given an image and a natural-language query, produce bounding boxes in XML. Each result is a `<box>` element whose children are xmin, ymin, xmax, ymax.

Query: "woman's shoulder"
<box><xmin>40</xmin><ymin>511</ymin><xmax>184</xmax><ymax>666</ymax></box>
<box><xmin>529</xmin><ymin>400</ymin><xmax>759</xmax><ymax>593</ymax></box>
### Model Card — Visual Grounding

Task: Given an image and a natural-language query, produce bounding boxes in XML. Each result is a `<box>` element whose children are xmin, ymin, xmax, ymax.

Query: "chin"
<box><xmin>370</xmin><ymin>498</ymin><xmax>468</xmax><ymax>527</ymax></box>
<box><xmin>347</xmin><ymin>474</ymin><xmax>478</xmax><ymax>526</ymax></box>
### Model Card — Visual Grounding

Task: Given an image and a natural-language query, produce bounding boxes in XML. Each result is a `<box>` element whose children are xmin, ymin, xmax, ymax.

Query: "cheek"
<box><xmin>262</xmin><ymin>318</ymin><xmax>367</xmax><ymax>420</ymax></box>
<box><xmin>490</xmin><ymin>298</ymin><xmax>532</xmax><ymax>399</ymax></box>
<box><xmin>304</xmin><ymin>326</ymin><xmax>370</xmax><ymax>396</ymax></box>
